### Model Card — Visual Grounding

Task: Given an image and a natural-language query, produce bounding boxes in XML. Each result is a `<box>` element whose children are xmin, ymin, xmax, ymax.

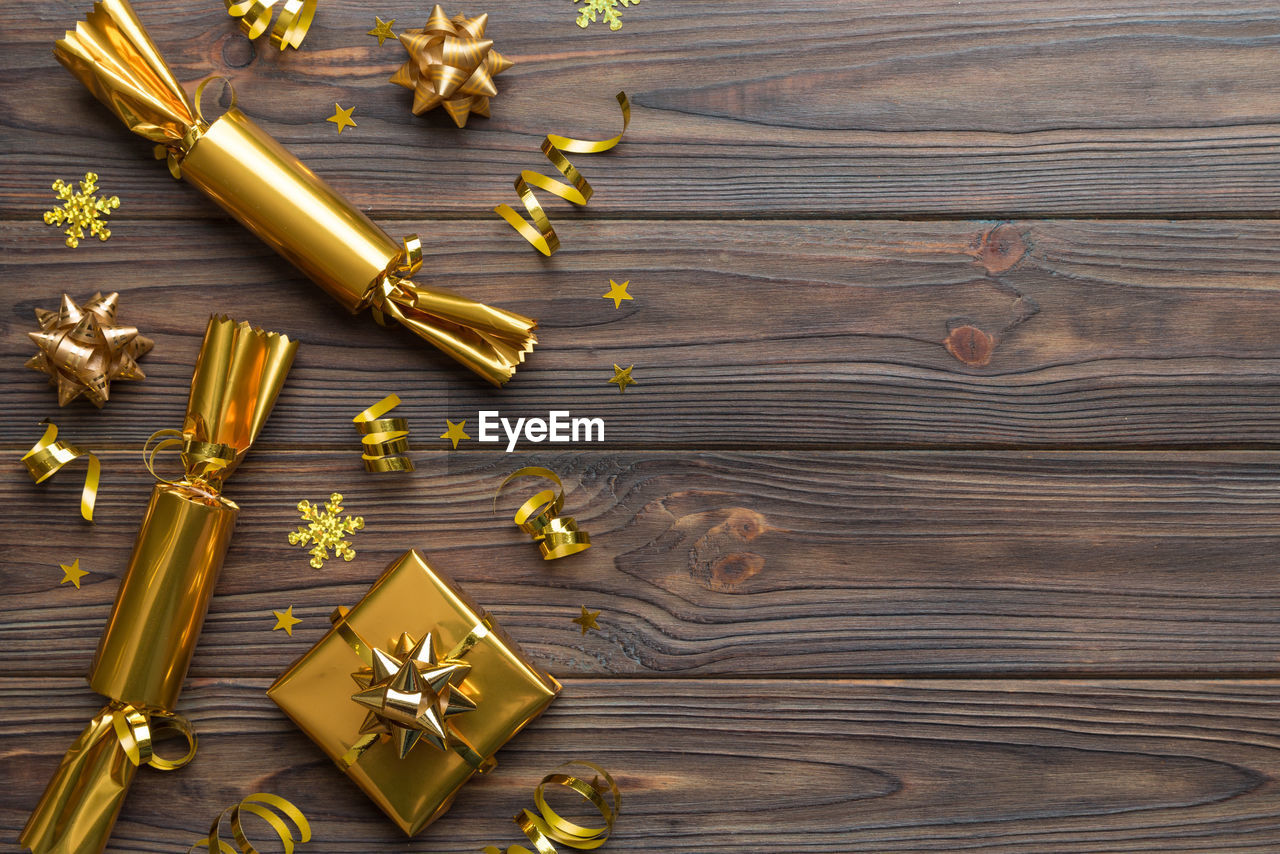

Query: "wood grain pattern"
<box><xmin>8</xmin><ymin>1</ymin><xmax>1280</xmax><ymax>216</ymax></box>
<box><xmin>7</xmin><ymin>678</ymin><xmax>1280</xmax><ymax>853</ymax></box>
<box><xmin>8</xmin><ymin>218</ymin><xmax>1280</xmax><ymax>449</ymax></box>
<box><xmin>7</xmin><ymin>1</ymin><xmax>1280</xmax><ymax>850</ymax></box>
<box><xmin>6</xmin><ymin>450</ymin><xmax>1280</xmax><ymax>679</ymax></box>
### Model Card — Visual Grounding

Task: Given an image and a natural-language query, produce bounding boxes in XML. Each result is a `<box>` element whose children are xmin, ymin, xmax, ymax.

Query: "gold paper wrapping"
<box><xmin>21</xmin><ymin>317</ymin><xmax>297</xmax><ymax>854</ymax></box>
<box><xmin>54</xmin><ymin>0</ymin><xmax>538</xmax><ymax>386</ymax></box>
<box><xmin>268</xmin><ymin>550</ymin><xmax>561</xmax><ymax>836</ymax></box>
<box><xmin>89</xmin><ymin>483</ymin><xmax>237</xmax><ymax>710</ymax></box>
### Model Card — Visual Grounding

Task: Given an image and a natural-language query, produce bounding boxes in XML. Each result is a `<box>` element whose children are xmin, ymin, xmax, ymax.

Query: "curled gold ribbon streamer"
<box><xmin>224</xmin><ymin>0</ymin><xmax>317</xmax><ymax>50</ymax></box>
<box><xmin>22</xmin><ymin>421</ymin><xmax>101</xmax><ymax>522</ymax></box>
<box><xmin>354</xmin><ymin>393</ymin><xmax>414</xmax><ymax>473</ymax></box>
<box><xmin>495</xmin><ymin>467</ymin><xmax>591</xmax><ymax>560</ymax></box>
<box><xmin>494</xmin><ymin>92</ymin><xmax>630</xmax><ymax>256</ymax></box>
<box><xmin>111</xmin><ymin>703</ymin><xmax>199</xmax><ymax>771</ymax></box>
<box><xmin>482</xmin><ymin>761</ymin><xmax>620</xmax><ymax>854</ymax></box>
<box><xmin>190</xmin><ymin>793</ymin><xmax>311</xmax><ymax>854</ymax></box>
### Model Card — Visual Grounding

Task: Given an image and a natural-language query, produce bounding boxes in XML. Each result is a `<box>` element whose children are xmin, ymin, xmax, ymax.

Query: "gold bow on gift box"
<box><xmin>331</xmin><ymin>608</ymin><xmax>495</xmax><ymax>772</ymax></box>
<box><xmin>56</xmin><ymin>0</ymin><xmax>537</xmax><ymax>386</ymax></box>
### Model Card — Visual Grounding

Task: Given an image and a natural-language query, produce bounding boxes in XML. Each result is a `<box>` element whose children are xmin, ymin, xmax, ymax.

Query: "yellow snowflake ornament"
<box><xmin>43</xmin><ymin>172</ymin><xmax>120</xmax><ymax>248</ymax></box>
<box><xmin>289</xmin><ymin>493</ymin><xmax>365</xmax><ymax>569</ymax></box>
<box><xmin>574</xmin><ymin>0</ymin><xmax>638</xmax><ymax>30</ymax></box>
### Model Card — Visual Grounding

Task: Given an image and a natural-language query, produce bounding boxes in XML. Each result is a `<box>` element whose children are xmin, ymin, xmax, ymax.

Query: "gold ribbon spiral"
<box><xmin>495</xmin><ymin>467</ymin><xmax>592</xmax><ymax>560</ymax></box>
<box><xmin>482</xmin><ymin>761</ymin><xmax>620</xmax><ymax>854</ymax></box>
<box><xmin>353</xmin><ymin>395</ymin><xmax>414</xmax><ymax>473</ymax></box>
<box><xmin>111</xmin><ymin>702</ymin><xmax>199</xmax><ymax>771</ymax></box>
<box><xmin>225</xmin><ymin>0</ymin><xmax>317</xmax><ymax>50</ymax></box>
<box><xmin>494</xmin><ymin>92</ymin><xmax>630</xmax><ymax>256</ymax></box>
<box><xmin>22</xmin><ymin>421</ymin><xmax>100</xmax><ymax>522</ymax></box>
<box><xmin>189</xmin><ymin>793</ymin><xmax>311</xmax><ymax>854</ymax></box>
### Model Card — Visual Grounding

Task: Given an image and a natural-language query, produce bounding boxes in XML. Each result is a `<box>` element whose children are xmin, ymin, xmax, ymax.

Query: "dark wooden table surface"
<box><xmin>6</xmin><ymin>1</ymin><xmax>1280</xmax><ymax>851</ymax></box>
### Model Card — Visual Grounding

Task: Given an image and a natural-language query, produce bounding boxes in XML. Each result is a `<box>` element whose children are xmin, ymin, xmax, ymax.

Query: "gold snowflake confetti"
<box><xmin>288</xmin><ymin>492</ymin><xmax>365</xmax><ymax>569</ymax></box>
<box><xmin>574</xmin><ymin>0</ymin><xmax>638</xmax><ymax>31</ymax></box>
<box><xmin>43</xmin><ymin>172</ymin><xmax>120</xmax><ymax>248</ymax></box>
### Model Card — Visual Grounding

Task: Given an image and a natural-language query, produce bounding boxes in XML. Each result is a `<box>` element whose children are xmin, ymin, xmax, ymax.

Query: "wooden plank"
<box><xmin>7</xmin><ymin>219</ymin><xmax>1280</xmax><ymax>448</ymax></box>
<box><xmin>6</xmin><ymin>450</ymin><xmax>1280</xmax><ymax>679</ymax></box>
<box><xmin>7</xmin><ymin>678</ymin><xmax>1280</xmax><ymax>852</ymax></box>
<box><xmin>8</xmin><ymin>1</ymin><xmax>1280</xmax><ymax>216</ymax></box>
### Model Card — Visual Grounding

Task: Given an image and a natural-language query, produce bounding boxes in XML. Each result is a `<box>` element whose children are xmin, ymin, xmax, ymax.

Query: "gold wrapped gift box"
<box><xmin>268</xmin><ymin>550</ymin><xmax>560</xmax><ymax>835</ymax></box>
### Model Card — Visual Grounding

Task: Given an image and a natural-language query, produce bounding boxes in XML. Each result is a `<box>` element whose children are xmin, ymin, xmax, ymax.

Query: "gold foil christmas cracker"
<box><xmin>268</xmin><ymin>549</ymin><xmax>561</xmax><ymax>836</ymax></box>
<box><xmin>55</xmin><ymin>0</ymin><xmax>536</xmax><ymax>386</ymax></box>
<box><xmin>21</xmin><ymin>316</ymin><xmax>297</xmax><ymax>854</ymax></box>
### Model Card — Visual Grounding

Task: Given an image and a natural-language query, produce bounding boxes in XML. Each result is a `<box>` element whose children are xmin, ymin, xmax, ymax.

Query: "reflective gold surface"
<box><xmin>22</xmin><ymin>317</ymin><xmax>296</xmax><ymax>854</ymax></box>
<box><xmin>55</xmin><ymin>0</ymin><xmax>539</xmax><ymax>385</ymax></box>
<box><xmin>268</xmin><ymin>550</ymin><xmax>561</xmax><ymax>836</ymax></box>
<box><xmin>22</xmin><ymin>421</ymin><xmax>100</xmax><ymax>522</ymax></box>
<box><xmin>495</xmin><ymin>467</ymin><xmax>591</xmax><ymax>560</ymax></box>
<box><xmin>482</xmin><ymin>761</ymin><xmax>620</xmax><ymax>854</ymax></box>
<box><xmin>89</xmin><ymin>483</ymin><xmax>237</xmax><ymax>710</ymax></box>
<box><xmin>494</xmin><ymin>92</ymin><xmax>630</xmax><ymax>256</ymax></box>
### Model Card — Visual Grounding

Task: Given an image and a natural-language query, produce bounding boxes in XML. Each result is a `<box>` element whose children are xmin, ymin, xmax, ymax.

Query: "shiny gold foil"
<box><xmin>495</xmin><ymin>467</ymin><xmax>591</xmax><ymax>560</ymax></box>
<box><xmin>20</xmin><ymin>703</ymin><xmax>197</xmax><ymax>854</ymax></box>
<box><xmin>89</xmin><ymin>483</ymin><xmax>237</xmax><ymax>710</ymax></box>
<box><xmin>189</xmin><ymin>792</ymin><xmax>311</xmax><ymax>853</ymax></box>
<box><xmin>224</xmin><ymin>0</ymin><xmax>317</xmax><ymax>51</ymax></box>
<box><xmin>22</xmin><ymin>421</ymin><xmax>100</xmax><ymax>522</ymax></box>
<box><xmin>54</xmin><ymin>0</ymin><xmax>538</xmax><ymax>386</ymax></box>
<box><xmin>268</xmin><ymin>550</ymin><xmax>561</xmax><ymax>836</ymax></box>
<box><xmin>494</xmin><ymin>92</ymin><xmax>630</xmax><ymax>256</ymax></box>
<box><xmin>21</xmin><ymin>316</ymin><xmax>296</xmax><ymax>854</ymax></box>
<box><xmin>354</xmin><ymin>394</ymin><xmax>413</xmax><ymax>473</ymax></box>
<box><xmin>482</xmin><ymin>761</ymin><xmax>620</xmax><ymax>854</ymax></box>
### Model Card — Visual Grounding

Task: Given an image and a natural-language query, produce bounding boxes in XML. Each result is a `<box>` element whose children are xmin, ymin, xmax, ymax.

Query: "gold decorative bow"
<box><xmin>495</xmin><ymin>467</ymin><xmax>592</xmax><ymax>560</ymax></box>
<box><xmin>353</xmin><ymin>394</ymin><xmax>414</xmax><ymax>472</ymax></box>
<box><xmin>27</xmin><ymin>292</ymin><xmax>152</xmax><ymax>408</ymax></box>
<box><xmin>224</xmin><ymin>0</ymin><xmax>316</xmax><ymax>50</ymax></box>
<box><xmin>495</xmin><ymin>92</ymin><xmax>630</xmax><ymax>255</ymax></box>
<box><xmin>482</xmin><ymin>761</ymin><xmax>620</xmax><ymax>854</ymax></box>
<box><xmin>331</xmin><ymin>608</ymin><xmax>496</xmax><ymax>771</ymax></box>
<box><xmin>391</xmin><ymin>5</ymin><xmax>513</xmax><ymax>127</ymax></box>
<box><xmin>23</xmin><ymin>421</ymin><xmax>101</xmax><ymax>522</ymax></box>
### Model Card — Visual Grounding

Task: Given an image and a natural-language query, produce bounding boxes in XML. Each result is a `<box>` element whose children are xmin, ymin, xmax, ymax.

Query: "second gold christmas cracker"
<box><xmin>21</xmin><ymin>316</ymin><xmax>297</xmax><ymax>854</ymax></box>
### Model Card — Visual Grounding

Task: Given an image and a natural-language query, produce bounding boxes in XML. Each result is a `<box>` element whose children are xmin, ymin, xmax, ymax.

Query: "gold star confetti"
<box><xmin>572</xmin><ymin>605</ymin><xmax>601</xmax><ymax>635</ymax></box>
<box><xmin>273</xmin><ymin>605</ymin><xmax>302</xmax><ymax>636</ymax></box>
<box><xmin>28</xmin><ymin>292</ymin><xmax>153</xmax><ymax>408</ymax></box>
<box><xmin>608</xmin><ymin>364</ymin><xmax>636</xmax><ymax>393</ymax></box>
<box><xmin>288</xmin><ymin>493</ymin><xmax>365</xmax><ymax>569</ymax></box>
<box><xmin>367</xmin><ymin>15</ymin><xmax>396</xmax><ymax>44</ymax></box>
<box><xmin>440</xmin><ymin>419</ymin><xmax>471</xmax><ymax>450</ymax></box>
<box><xmin>574</xmin><ymin>0</ymin><xmax>639</xmax><ymax>31</ymax></box>
<box><xmin>43</xmin><ymin>172</ymin><xmax>119</xmax><ymax>248</ymax></box>
<box><xmin>59</xmin><ymin>558</ymin><xmax>89</xmax><ymax>589</ymax></box>
<box><xmin>601</xmin><ymin>279</ymin><xmax>633</xmax><ymax>309</ymax></box>
<box><xmin>326</xmin><ymin>103</ymin><xmax>358</xmax><ymax>133</ymax></box>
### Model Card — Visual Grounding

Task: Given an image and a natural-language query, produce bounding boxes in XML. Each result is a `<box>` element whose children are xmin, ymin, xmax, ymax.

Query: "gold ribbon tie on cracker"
<box><xmin>495</xmin><ymin>92</ymin><xmax>630</xmax><ymax>256</ymax></box>
<box><xmin>56</xmin><ymin>0</ymin><xmax>537</xmax><ymax>386</ymax></box>
<box><xmin>496</xmin><ymin>467</ymin><xmax>592</xmax><ymax>560</ymax></box>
